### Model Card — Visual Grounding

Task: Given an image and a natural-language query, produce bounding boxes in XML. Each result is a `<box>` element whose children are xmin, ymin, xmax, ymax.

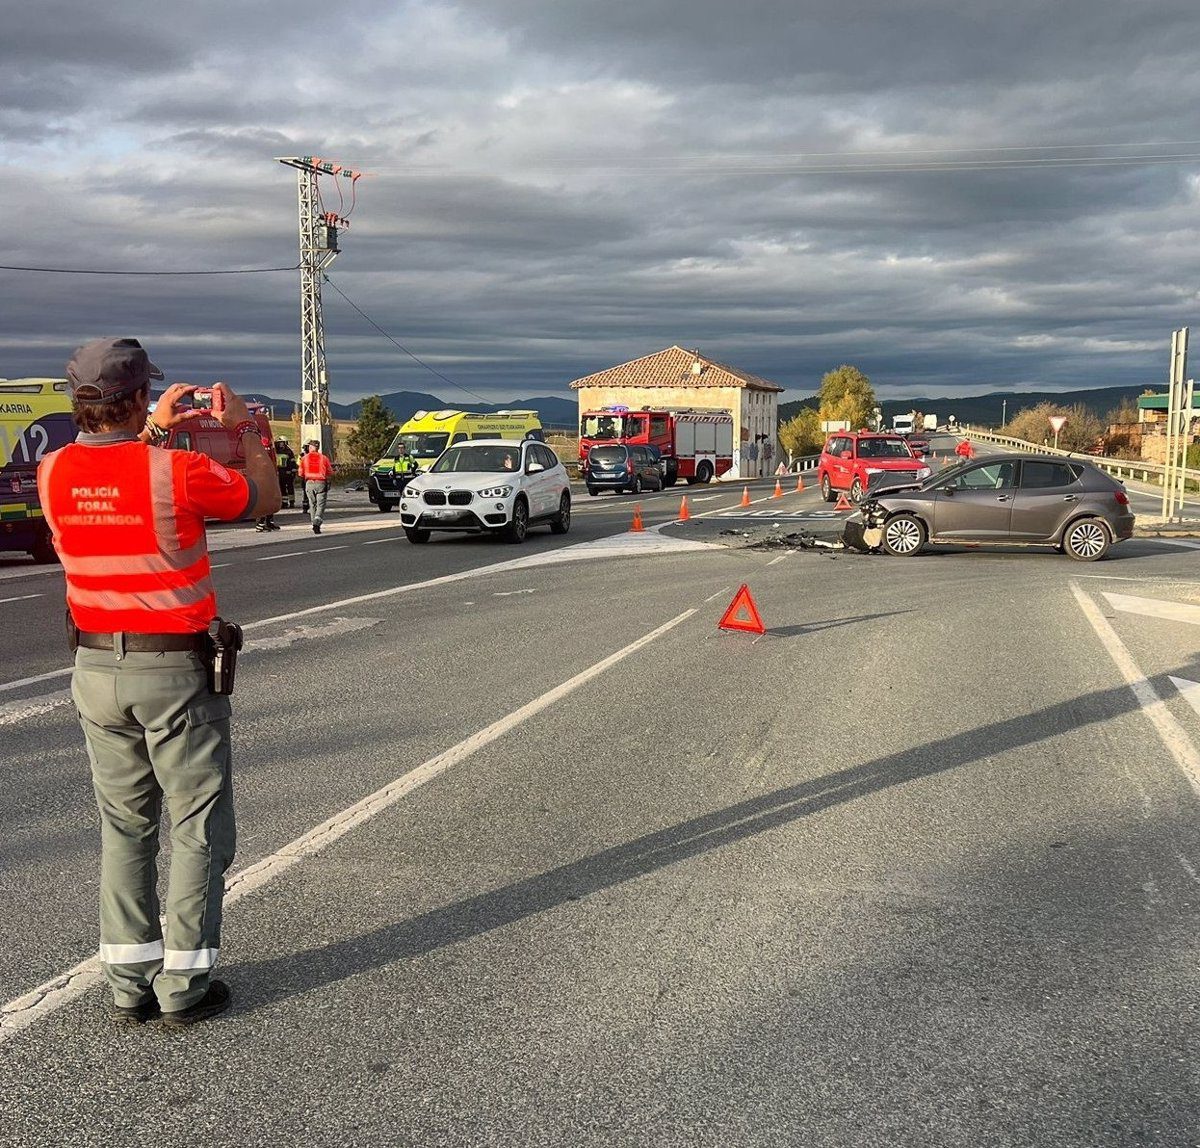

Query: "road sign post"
<box><xmin>1049</xmin><ymin>414</ymin><xmax>1067</xmax><ymax>451</ymax></box>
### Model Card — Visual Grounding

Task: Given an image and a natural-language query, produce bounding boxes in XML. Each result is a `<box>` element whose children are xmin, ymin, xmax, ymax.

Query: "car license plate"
<box><xmin>426</xmin><ymin>508</ymin><xmax>448</xmax><ymax>517</ymax></box>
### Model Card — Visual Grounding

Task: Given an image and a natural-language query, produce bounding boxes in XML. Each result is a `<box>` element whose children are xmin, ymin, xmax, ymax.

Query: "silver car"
<box><xmin>843</xmin><ymin>454</ymin><xmax>1135</xmax><ymax>561</ymax></box>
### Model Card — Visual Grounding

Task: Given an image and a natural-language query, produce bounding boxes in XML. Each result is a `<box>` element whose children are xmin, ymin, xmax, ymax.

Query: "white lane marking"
<box><xmin>361</xmin><ymin>537</ymin><xmax>400</xmax><ymax>545</ymax></box>
<box><xmin>0</xmin><ymin>667</ymin><xmax>76</xmax><ymax>696</ymax></box>
<box><xmin>494</xmin><ymin>589</ymin><xmax>535</xmax><ymax>597</ymax></box>
<box><xmin>249</xmin><ymin>616</ymin><xmax>381</xmax><ymax>652</ymax></box>
<box><xmin>0</xmin><ymin>531</ymin><xmax>719</xmax><ymax>696</ymax></box>
<box><xmin>1103</xmin><ymin>592</ymin><xmax>1200</xmax><ymax>627</ymax></box>
<box><xmin>211</xmin><ymin>563</ymin><xmax>231</xmax><ymax>570</ymax></box>
<box><xmin>0</xmin><ymin>607</ymin><xmax>697</xmax><ymax>1043</ymax></box>
<box><xmin>690</xmin><ymin>496</ymin><xmax>719</xmax><ymax>503</ymax></box>
<box><xmin>256</xmin><ymin>550</ymin><xmax>309</xmax><ymax>562</ymax></box>
<box><xmin>0</xmin><ymin>689</ymin><xmax>73</xmax><ymax>727</ymax></box>
<box><xmin>766</xmin><ymin>552</ymin><xmax>796</xmax><ymax>566</ymax></box>
<box><xmin>0</xmin><ymin>593</ymin><xmax>42</xmax><ymax>604</ymax></box>
<box><xmin>703</xmin><ymin>585</ymin><xmax>733</xmax><ymax>604</ymax></box>
<box><xmin>1169</xmin><ymin>677</ymin><xmax>1200</xmax><ymax>720</ymax></box>
<box><xmin>309</xmin><ymin>546</ymin><xmax>349</xmax><ymax>555</ymax></box>
<box><xmin>1071</xmin><ymin>584</ymin><xmax>1200</xmax><ymax>797</ymax></box>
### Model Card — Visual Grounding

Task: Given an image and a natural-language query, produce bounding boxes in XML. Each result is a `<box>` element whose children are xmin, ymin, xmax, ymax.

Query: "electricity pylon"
<box><xmin>276</xmin><ymin>156</ymin><xmax>361</xmax><ymax>455</ymax></box>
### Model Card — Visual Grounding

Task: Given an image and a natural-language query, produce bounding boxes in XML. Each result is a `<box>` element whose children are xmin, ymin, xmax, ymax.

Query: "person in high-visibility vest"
<box><xmin>298</xmin><ymin>439</ymin><xmax>333</xmax><ymax>534</ymax></box>
<box><xmin>274</xmin><ymin>438</ymin><xmax>297</xmax><ymax>508</ymax></box>
<box><xmin>37</xmin><ymin>337</ymin><xmax>280</xmax><ymax>1028</ymax></box>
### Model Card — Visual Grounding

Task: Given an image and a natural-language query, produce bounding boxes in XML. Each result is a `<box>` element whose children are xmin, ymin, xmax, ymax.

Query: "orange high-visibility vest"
<box><xmin>298</xmin><ymin>451</ymin><xmax>333</xmax><ymax>481</ymax></box>
<box><xmin>37</xmin><ymin>437</ymin><xmax>251</xmax><ymax>634</ymax></box>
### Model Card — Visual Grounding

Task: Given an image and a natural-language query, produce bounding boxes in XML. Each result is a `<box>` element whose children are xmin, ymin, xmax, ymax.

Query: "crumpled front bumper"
<box><xmin>841</xmin><ymin>509</ymin><xmax>884</xmax><ymax>552</ymax></box>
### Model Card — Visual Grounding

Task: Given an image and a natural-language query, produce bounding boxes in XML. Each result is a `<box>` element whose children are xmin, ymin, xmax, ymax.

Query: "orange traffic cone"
<box><xmin>631</xmin><ymin>503</ymin><xmax>644</xmax><ymax>532</ymax></box>
<box><xmin>679</xmin><ymin>496</ymin><xmax>691</xmax><ymax>522</ymax></box>
<box><xmin>740</xmin><ymin>486</ymin><xmax>751</xmax><ymax>508</ymax></box>
<box><xmin>834</xmin><ymin>491</ymin><xmax>853</xmax><ymax>511</ymax></box>
<box><xmin>795</xmin><ymin>474</ymin><xmax>805</xmax><ymax>493</ymax></box>
<box><xmin>773</xmin><ymin>479</ymin><xmax>783</xmax><ymax>498</ymax></box>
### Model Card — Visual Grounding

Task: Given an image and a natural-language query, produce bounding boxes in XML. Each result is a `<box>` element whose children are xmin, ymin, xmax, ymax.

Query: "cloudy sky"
<box><xmin>4</xmin><ymin>0</ymin><xmax>1200</xmax><ymax>404</ymax></box>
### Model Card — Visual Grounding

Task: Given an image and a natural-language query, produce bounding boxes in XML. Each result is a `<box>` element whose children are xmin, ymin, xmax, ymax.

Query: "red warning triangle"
<box><xmin>718</xmin><ymin>583</ymin><xmax>766</xmax><ymax>635</ymax></box>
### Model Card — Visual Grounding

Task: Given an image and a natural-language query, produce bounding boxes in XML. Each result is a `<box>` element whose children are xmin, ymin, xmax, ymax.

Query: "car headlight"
<box><xmin>402</xmin><ymin>489</ymin><xmax>423</xmax><ymax>504</ymax></box>
<box><xmin>917</xmin><ymin>466</ymin><xmax>932</xmax><ymax>480</ymax></box>
<box><xmin>477</xmin><ymin>485</ymin><xmax>514</xmax><ymax>498</ymax></box>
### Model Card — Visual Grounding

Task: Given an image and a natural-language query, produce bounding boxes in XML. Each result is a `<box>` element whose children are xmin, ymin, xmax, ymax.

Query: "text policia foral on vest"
<box><xmin>36</xmin><ymin>336</ymin><xmax>280</xmax><ymax>1028</ymax></box>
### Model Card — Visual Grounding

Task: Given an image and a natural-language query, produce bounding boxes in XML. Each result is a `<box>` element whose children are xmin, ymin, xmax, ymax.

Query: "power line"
<box><xmin>0</xmin><ymin>264</ymin><xmax>299</xmax><ymax>275</ymax></box>
<box><xmin>322</xmin><ymin>273</ymin><xmax>491</xmax><ymax>404</ymax></box>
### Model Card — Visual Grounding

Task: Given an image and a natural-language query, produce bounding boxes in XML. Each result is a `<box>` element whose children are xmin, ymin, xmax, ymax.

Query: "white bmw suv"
<box><xmin>399</xmin><ymin>439</ymin><xmax>571</xmax><ymax>544</ymax></box>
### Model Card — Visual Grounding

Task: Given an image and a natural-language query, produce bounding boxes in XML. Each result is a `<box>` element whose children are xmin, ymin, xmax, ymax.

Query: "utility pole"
<box><xmin>276</xmin><ymin>156</ymin><xmax>362</xmax><ymax>456</ymax></box>
<box><xmin>1161</xmin><ymin>327</ymin><xmax>1190</xmax><ymax>520</ymax></box>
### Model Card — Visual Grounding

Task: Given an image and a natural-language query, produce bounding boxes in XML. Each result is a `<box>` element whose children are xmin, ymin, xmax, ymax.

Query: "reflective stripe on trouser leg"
<box><xmin>72</xmin><ymin>653</ymin><xmax>167</xmax><ymax>1006</ymax></box>
<box><xmin>306</xmin><ymin>480</ymin><xmax>328</xmax><ymax>525</ymax></box>
<box><xmin>152</xmin><ymin>683</ymin><xmax>236</xmax><ymax>1011</ymax></box>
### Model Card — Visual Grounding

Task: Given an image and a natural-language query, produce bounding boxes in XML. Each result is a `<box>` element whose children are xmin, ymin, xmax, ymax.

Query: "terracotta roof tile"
<box><xmin>569</xmin><ymin>345</ymin><xmax>783</xmax><ymax>393</ymax></box>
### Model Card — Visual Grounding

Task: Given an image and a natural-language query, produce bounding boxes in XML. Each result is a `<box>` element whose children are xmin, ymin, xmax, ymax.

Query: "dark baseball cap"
<box><xmin>66</xmin><ymin>337</ymin><xmax>163</xmax><ymax>403</ymax></box>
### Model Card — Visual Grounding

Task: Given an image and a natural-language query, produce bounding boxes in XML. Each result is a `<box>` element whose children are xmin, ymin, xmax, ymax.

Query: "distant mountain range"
<box><xmin>781</xmin><ymin>385</ymin><xmax>1150</xmax><ymax>428</ymax></box>
<box><xmin>239</xmin><ymin>382</ymin><xmax>1148</xmax><ymax>434</ymax></box>
<box><xmin>243</xmin><ymin>389</ymin><xmax>579</xmax><ymax>428</ymax></box>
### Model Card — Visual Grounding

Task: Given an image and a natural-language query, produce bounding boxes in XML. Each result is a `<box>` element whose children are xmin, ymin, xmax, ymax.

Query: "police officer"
<box><xmin>37</xmin><ymin>337</ymin><xmax>281</xmax><ymax>1027</ymax></box>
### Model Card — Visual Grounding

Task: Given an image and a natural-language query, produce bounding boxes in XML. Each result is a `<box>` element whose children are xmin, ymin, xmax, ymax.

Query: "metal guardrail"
<box><xmin>961</xmin><ymin>427</ymin><xmax>1199</xmax><ymax>489</ymax></box>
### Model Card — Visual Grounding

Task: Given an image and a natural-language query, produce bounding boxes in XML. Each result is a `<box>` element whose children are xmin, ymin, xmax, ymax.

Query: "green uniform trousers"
<box><xmin>72</xmin><ymin>646</ymin><xmax>235</xmax><ymax>1011</ymax></box>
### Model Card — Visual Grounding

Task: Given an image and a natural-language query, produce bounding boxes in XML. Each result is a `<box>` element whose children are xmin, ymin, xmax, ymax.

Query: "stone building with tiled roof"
<box><xmin>569</xmin><ymin>345</ymin><xmax>783</xmax><ymax>479</ymax></box>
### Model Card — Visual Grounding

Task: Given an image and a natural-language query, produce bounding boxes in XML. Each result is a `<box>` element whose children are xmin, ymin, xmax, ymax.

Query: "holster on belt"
<box><xmin>205</xmin><ymin>616</ymin><xmax>244</xmax><ymax>696</ymax></box>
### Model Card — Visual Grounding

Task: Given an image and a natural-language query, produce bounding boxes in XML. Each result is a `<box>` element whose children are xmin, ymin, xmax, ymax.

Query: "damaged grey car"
<box><xmin>842</xmin><ymin>454</ymin><xmax>1135</xmax><ymax>561</ymax></box>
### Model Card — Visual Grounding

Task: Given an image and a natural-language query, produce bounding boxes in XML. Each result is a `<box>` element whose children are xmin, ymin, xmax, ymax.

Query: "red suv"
<box><xmin>818</xmin><ymin>431</ymin><xmax>932</xmax><ymax>503</ymax></box>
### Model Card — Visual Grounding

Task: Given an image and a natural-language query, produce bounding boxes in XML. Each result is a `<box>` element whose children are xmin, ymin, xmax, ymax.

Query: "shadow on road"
<box><xmin>235</xmin><ymin>662</ymin><xmax>1200</xmax><ymax>1014</ymax></box>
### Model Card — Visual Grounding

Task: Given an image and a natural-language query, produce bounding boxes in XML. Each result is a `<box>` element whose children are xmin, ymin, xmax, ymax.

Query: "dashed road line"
<box><xmin>0</xmin><ymin>593</ymin><xmax>43</xmax><ymax>604</ymax></box>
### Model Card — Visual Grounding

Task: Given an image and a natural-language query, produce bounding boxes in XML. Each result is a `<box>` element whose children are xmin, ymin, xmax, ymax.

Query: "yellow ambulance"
<box><xmin>0</xmin><ymin>378</ymin><xmax>75</xmax><ymax>563</ymax></box>
<box><xmin>368</xmin><ymin>408</ymin><xmax>544</xmax><ymax>512</ymax></box>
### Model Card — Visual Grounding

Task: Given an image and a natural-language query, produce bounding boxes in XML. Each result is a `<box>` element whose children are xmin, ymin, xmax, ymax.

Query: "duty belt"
<box><xmin>77</xmin><ymin>631</ymin><xmax>209</xmax><ymax>653</ymax></box>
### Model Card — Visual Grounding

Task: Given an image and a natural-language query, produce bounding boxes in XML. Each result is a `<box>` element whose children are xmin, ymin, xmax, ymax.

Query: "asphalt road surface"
<box><xmin>2</xmin><ymin>454</ymin><xmax>1198</xmax><ymax>1147</ymax></box>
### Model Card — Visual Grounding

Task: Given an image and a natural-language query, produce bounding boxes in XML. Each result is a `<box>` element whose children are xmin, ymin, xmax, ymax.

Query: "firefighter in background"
<box><xmin>955</xmin><ymin>438</ymin><xmax>974</xmax><ymax>461</ymax></box>
<box><xmin>275</xmin><ymin>437</ymin><xmax>298</xmax><ymax>508</ymax></box>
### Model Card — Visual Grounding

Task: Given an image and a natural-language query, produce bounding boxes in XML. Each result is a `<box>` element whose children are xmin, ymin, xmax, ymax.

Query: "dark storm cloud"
<box><xmin>3</xmin><ymin>0</ymin><xmax>1200</xmax><ymax>403</ymax></box>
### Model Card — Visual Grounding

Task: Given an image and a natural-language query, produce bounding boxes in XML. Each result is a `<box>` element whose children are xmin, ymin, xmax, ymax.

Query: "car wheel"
<box><xmin>550</xmin><ymin>492</ymin><xmax>571</xmax><ymax>534</ymax></box>
<box><xmin>881</xmin><ymin>513</ymin><xmax>926</xmax><ymax>557</ymax></box>
<box><xmin>630</xmin><ymin>475</ymin><xmax>643</xmax><ymax>495</ymax></box>
<box><xmin>404</xmin><ymin>527</ymin><xmax>430</xmax><ymax>544</ymax></box>
<box><xmin>820</xmin><ymin>474</ymin><xmax>835</xmax><ymax>503</ymax></box>
<box><xmin>30</xmin><ymin>527</ymin><xmax>59</xmax><ymax>565</ymax></box>
<box><xmin>587</xmin><ymin>485</ymin><xmax>598</xmax><ymax>497</ymax></box>
<box><xmin>696</xmin><ymin>461</ymin><xmax>714</xmax><ymax>484</ymax></box>
<box><xmin>504</xmin><ymin>496</ymin><xmax>529</xmax><ymax>543</ymax></box>
<box><xmin>1062</xmin><ymin>517</ymin><xmax>1110</xmax><ymax>561</ymax></box>
<box><xmin>663</xmin><ymin>463</ymin><xmax>678</xmax><ymax>488</ymax></box>
<box><xmin>850</xmin><ymin>478</ymin><xmax>864</xmax><ymax>503</ymax></box>
<box><xmin>375</xmin><ymin>499</ymin><xmax>392</xmax><ymax>513</ymax></box>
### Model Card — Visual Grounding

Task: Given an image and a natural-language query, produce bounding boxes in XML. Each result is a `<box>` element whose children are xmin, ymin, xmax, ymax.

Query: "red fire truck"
<box><xmin>578</xmin><ymin>405</ymin><xmax>735</xmax><ymax>486</ymax></box>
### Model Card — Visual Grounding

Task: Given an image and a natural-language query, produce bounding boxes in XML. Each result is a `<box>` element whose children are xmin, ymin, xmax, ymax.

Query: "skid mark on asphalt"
<box><xmin>249</xmin><ymin>616</ymin><xmax>381</xmax><ymax>652</ymax></box>
<box><xmin>0</xmin><ymin>689</ymin><xmax>73</xmax><ymax>727</ymax></box>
